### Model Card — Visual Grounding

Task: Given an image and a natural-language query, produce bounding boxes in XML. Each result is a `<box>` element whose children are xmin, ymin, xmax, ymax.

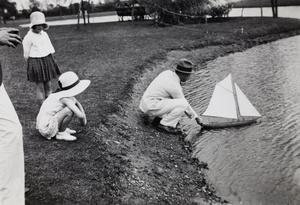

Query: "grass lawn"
<box><xmin>1</xmin><ymin>16</ymin><xmax>300</xmax><ymax>204</ymax></box>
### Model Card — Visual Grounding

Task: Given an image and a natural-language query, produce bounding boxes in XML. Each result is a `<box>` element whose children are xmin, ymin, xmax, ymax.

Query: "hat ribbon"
<box><xmin>176</xmin><ymin>65</ymin><xmax>192</xmax><ymax>73</ymax></box>
<box><xmin>59</xmin><ymin>79</ymin><xmax>80</xmax><ymax>90</ymax></box>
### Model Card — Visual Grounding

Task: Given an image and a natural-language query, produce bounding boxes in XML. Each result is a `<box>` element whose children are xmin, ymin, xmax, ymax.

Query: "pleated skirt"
<box><xmin>27</xmin><ymin>54</ymin><xmax>61</xmax><ymax>82</ymax></box>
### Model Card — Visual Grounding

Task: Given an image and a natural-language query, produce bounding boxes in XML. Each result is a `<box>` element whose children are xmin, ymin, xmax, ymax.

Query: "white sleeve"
<box><xmin>186</xmin><ymin>104</ymin><xmax>198</xmax><ymax>119</ymax></box>
<box><xmin>22</xmin><ymin>34</ymin><xmax>31</xmax><ymax>60</ymax></box>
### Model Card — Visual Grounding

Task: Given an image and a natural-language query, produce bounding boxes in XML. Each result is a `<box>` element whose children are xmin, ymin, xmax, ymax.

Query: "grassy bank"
<box><xmin>1</xmin><ymin>17</ymin><xmax>300</xmax><ymax>205</ymax></box>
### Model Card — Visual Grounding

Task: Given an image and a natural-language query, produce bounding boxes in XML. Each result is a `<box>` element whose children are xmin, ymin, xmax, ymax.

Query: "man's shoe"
<box><xmin>156</xmin><ymin>123</ymin><xmax>181</xmax><ymax>134</ymax></box>
<box><xmin>152</xmin><ymin>117</ymin><xmax>162</xmax><ymax>126</ymax></box>
<box><xmin>56</xmin><ymin>132</ymin><xmax>77</xmax><ymax>141</ymax></box>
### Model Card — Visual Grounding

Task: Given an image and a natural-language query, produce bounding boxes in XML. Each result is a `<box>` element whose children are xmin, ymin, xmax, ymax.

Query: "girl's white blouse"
<box><xmin>22</xmin><ymin>30</ymin><xmax>55</xmax><ymax>59</ymax></box>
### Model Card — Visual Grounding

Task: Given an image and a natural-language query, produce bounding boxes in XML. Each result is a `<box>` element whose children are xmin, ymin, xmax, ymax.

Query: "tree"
<box><xmin>208</xmin><ymin>0</ymin><xmax>233</xmax><ymax>18</ymax></box>
<box><xmin>81</xmin><ymin>0</ymin><xmax>91</xmax><ymax>25</ymax></box>
<box><xmin>76</xmin><ymin>0</ymin><xmax>91</xmax><ymax>29</ymax></box>
<box><xmin>270</xmin><ymin>0</ymin><xmax>278</xmax><ymax>18</ymax></box>
<box><xmin>139</xmin><ymin>0</ymin><xmax>233</xmax><ymax>25</ymax></box>
<box><xmin>29</xmin><ymin>0</ymin><xmax>41</xmax><ymax>11</ymax></box>
<box><xmin>0</xmin><ymin>0</ymin><xmax>18</xmax><ymax>23</ymax></box>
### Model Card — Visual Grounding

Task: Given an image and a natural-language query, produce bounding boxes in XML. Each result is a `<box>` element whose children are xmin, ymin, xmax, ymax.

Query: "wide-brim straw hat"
<box><xmin>29</xmin><ymin>11</ymin><xmax>49</xmax><ymax>30</ymax></box>
<box><xmin>175</xmin><ymin>58</ymin><xmax>194</xmax><ymax>74</ymax></box>
<box><xmin>55</xmin><ymin>71</ymin><xmax>90</xmax><ymax>98</ymax></box>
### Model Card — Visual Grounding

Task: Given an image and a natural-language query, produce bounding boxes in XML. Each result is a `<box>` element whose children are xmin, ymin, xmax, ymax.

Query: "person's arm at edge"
<box><xmin>0</xmin><ymin>28</ymin><xmax>22</xmax><ymax>48</ymax></box>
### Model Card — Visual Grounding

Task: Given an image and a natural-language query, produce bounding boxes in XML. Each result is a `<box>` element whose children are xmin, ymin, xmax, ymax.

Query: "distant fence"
<box><xmin>115</xmin><ymin>6</ymin><xmax>147</xmax><ymax>21</ymax></box>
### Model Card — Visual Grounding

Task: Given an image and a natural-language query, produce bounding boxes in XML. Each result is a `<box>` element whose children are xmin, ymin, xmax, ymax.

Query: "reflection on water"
<box><xmin>229</xmin><ymin>6</ymin><xmax>300</xmax><ymax>19</ymax></box>
<box><xmin>183</xmin><ymin>35</ymin><xmax>300</xmax><ymax>204</ymax></box>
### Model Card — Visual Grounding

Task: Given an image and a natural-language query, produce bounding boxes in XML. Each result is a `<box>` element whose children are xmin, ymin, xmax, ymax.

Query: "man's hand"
<box><xmin>195</xmin><ymin>117</ymin><xmax>203</xmax><ymax>127</ymax></box>
<box><xmin>0</xmin><ymin>28</ymin><xmax>22</xmax><ymax>48</ymax></box>
<box><xmin>184</xmin><ymin>111</ymin><xmax>192</xmax><ymax>119</ymax></box>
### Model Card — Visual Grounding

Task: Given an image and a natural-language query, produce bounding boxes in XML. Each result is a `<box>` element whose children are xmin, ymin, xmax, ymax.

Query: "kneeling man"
<box><xmin>139</xmin><ymin>58</ymin><xmax>202</xmax><ymax>134</ymax></box>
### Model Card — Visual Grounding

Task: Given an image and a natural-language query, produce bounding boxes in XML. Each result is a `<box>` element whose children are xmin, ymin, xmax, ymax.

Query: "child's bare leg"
<box><xmin>55</xmin><ymin>107</ymin><xmax>76</xmax><ymax>141</ymax></box>
<box><xmin>56</xmin><ymin>107</ymin><xmax>74</xmax><ymax>132</ymax></box>
<box><xmin>36</xmin><ymin>82</ymin><xmax>45</xmax><ymax>105</ymax></box>
<box><xmin>44</xmin><ymin>81</ymin><xmax>52</xmax><ymax>98</ymax></box>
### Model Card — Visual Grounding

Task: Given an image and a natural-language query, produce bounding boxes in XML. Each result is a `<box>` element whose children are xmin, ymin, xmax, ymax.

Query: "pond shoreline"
<box><xmin>110</xmin><ymin>26</ymin><xmax>300</xmax><ymax>204</ymax></box>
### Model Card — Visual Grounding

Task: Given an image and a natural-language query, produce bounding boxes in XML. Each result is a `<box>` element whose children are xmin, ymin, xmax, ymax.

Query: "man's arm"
<box><xmin>169</xmin><ymin>81</ymin><xmax>201</xmax><ymax>122</ymax></box>
<box><xmin>195</xmin><ymin>117</ymin><xmax>203</xmax><ymax>126</ymax></box>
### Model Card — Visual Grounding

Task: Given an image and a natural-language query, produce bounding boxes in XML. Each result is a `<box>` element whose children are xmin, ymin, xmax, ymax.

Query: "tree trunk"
<box><xmin>77</xmin><ymin>8</ymin><xmax>80</xmax><ymax>30</ymax></box>
<box><xmin>270</xmin><ymin>0</ymin><xmax>278</xmax><ymax>18</ymax></box>
<box><xmin>275</xmin><ymin>0</ymin><xmax>278</xmax><ymax>17</ymax></box>
<box><xmin>81</xmin><ymin>0</ymin><xmax>86</xmax><ymax>25</ymax></box>
<box><xmin>260</xmin><ymin>0</ymin><xmax>263</xmax><ymax>23</ymax></box>
<box><xmin>260</xmin><ymin>0</ymin><xmax>263</xmax><ymax>17</ymax></box>
<box><xmin>82</xmin><ymin>10</ymin><xmax>86</xmax><ymax>25</ymax></box>
<box><xmin>131</xmin><ymin>5</ymin><xmax>135</xmax><ymax>22</ymax></box>
<box><xmin>87</xmin><ymin>0</ymin><xmax>90</xmax><ymax>24</ymax></box>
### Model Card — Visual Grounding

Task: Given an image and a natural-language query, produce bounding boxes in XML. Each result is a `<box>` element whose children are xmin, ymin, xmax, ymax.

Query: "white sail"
<box><xmin>202</xmin><ymin>74</ymin><xmax>238</xmax><ymax>119</ymax></box>
<box><xmin>235</xmin><ymin>83</ymin><xmax>261</xmax><ymax>117</ymax></box>
<box><xmin>202</xmin><ymin>74</ymin><xmax>261</xmax><ymax>120</ymax></box>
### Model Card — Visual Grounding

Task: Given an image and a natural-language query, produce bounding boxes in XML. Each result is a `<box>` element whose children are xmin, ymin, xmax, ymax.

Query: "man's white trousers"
<box><xmin>144</xmin><ymin>98</ymin><xmax>189</xmax><ymax>128</ymax></box>
<box><xmin>0</xmin><ymin>84</ymin><xmax>24</xmax><ymax>205</ymax></box>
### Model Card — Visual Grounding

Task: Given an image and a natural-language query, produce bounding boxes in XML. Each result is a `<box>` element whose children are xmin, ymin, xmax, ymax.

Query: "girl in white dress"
<box><xmin>36</xmin><ymin>71</ymin><xmax>90</xmax><ymax>141</ymax></box>
<box><xmin>22</xmin><ymin>11</ymin><xmax>61</xmax><ymax>105</ymax></box>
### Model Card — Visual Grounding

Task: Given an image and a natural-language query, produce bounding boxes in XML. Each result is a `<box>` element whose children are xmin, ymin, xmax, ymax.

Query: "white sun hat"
<box><xmin>55</xmin><ymin>71</ymin><xmax>90</xmax><ymax>98</ymax></box>
<box><xmin>29</xmin><ymin>11</ymin><xmax>49</xmax><ymax>30</ymax></box>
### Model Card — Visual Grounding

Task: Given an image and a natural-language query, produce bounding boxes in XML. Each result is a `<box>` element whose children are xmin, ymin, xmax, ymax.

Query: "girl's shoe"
<box><xmin>56</xmin><ymin>131</ymin><xmax>77</xmax><ymax>141</ymax></box>
<box><xmin>66</xmin><ymin>128</ymin><xmax>76</xmax><ymax>134</ymax></box>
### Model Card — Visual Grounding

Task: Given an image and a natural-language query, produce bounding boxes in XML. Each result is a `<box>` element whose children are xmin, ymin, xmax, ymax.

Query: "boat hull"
<box><xmin>201</xmin><ymin>115</ymin><xmax>260</xmax><ymax>129</ymax></box>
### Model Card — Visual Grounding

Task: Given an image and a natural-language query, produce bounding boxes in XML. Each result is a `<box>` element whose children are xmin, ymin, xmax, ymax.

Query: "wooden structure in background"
<box><xmin>115</xmin><ymin>6</ymin><xmax>146</xmax><ymax>21</ymax></box>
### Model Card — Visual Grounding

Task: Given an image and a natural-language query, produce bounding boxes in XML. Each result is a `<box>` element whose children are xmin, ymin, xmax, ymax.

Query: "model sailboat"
<box><xmin>201</xmin><ymin>74</ymin><xmax>261</xmax><ymax>128</ymax></box>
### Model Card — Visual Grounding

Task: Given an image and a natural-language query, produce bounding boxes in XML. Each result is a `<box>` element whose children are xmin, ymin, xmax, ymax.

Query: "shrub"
<box><xmin>138</xmin><ymin>0</ymin><xmax>233</xmax><ymax>24</ymax></box>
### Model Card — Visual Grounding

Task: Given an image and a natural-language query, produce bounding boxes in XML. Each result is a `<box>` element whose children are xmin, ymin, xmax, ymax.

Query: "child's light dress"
<box><xmin>36</xmin><ymin>93</ymin><xmax>75</xmax><ymax>139</ymax></box>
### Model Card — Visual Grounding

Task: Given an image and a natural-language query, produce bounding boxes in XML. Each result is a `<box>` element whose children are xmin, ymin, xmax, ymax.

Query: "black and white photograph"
<box><xmin>0</xmin><ymin>0</ymin><xmax>299</xmax><ymax>204</ymax></box>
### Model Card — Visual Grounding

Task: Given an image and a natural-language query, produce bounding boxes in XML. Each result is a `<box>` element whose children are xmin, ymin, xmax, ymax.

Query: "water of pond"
<box><xmin>229</xmin><ymin>6</ymin><xmax>300</xmax><ymax>19</ymax></box>
<box><xmin>182</xmin><ymin>35</ymin><xmax>300</xmax><ymax>204</ymax></box>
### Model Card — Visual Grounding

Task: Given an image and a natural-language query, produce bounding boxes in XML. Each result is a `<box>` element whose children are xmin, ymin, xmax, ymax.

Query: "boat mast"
<box><xmin>230</xmin><ymin>74</ymin><xmax>243</xmax><ymax>121</ymax></box>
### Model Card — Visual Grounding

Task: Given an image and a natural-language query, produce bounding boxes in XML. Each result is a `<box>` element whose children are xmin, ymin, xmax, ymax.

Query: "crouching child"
<box><xmin>36</xmin><ymin>71</ymin><xmax>90</xmax><ymax>141</ymax></box>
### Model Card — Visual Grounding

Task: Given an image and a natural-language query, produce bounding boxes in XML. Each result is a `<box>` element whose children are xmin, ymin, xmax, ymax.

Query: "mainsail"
<box><xmin>201</xmin><ymin>74</ymin><xmax>261</xmax><ymax>128</ymax></box>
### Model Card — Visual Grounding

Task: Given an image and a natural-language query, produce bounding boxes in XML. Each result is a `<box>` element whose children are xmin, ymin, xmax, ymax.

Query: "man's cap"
<box><xmin>175</xmin><ymin>58</ymin><xmax>194</xmax><ymax>74</ymax></box>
